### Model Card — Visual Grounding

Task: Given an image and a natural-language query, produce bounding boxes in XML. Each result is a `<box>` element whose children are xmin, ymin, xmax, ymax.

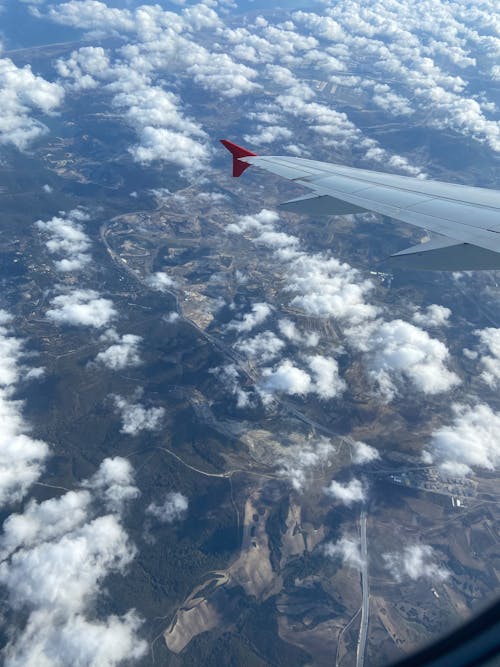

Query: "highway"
<box><xmin>356</xmin><ymin>510</ymin><xmax>369</xmax><ymax>667</ymax></box>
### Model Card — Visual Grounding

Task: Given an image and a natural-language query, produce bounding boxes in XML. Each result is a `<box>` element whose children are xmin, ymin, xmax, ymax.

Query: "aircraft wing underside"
<box><xmin>221</xmin><ymin>140</ymin><xmax>500</xmax><ymax>270</ymax></box>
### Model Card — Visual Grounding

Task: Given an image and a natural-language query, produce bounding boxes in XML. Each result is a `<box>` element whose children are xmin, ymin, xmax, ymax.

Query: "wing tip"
<box><xmin>220</xmin><ymin>139</ymin><xmax>257</xmax><ymax>177</ymax></box>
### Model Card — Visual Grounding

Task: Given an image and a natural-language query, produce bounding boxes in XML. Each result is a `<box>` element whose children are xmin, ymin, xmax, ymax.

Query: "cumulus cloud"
<box><xmin>351</xmin><ymin>440</ymin><xmax>380</xmax><ymax>464</ymax></box>
<box><xmin>255</xmin><ymin>230</ymin><xmax>298</xmax><ymax>249</ymax></box>
<box><xmin>243</xmin><ymin>124</ymin><xmax>292</xmax><ymax>146</ymax></box>
<box><xmin>259</xmin><ymin>354</ymin><xmax>345</xmax><ymax>403</ymax></box>
<box><xmin>146</xmin><ymin>271</ymin><xmax>175</xmax><ymax>292</ymax></box>
<box><xmin>292</xmin><ymin>3</ymin><xmax>500</xmax><ymax>153</ymax></box>
<box><xmin>55</xmin><ymin>45</ymin><xmax>211</xmax><ymax>176</ymax></box>
<box><xmin>46</xmin><ymin>289</ymin><xmax>116</xmax><ymax>328</ymax></box>
<box><xmin>323</xmin><ymin>535</ymin><xmax>364</xmax><ymax>569</ymax></box>
<box><xmin>359</xmin><ymin>319</ymin><xmax>460</xmax><ymax>402</ymax></box>
<box><xmin>85</xmin><ymin>456</ymin><xmax>140</xmax><ymax>513</ymax></box>
<box><xmin>112</xmin><ymin>394</ymin><xmax>165</xmax><ymax>435</ymax></box>
<box><xmin>473</xmin><ymin>328</ymin><xmax>500</xmax><ymax>388</ymax></box>
<box><xmin>163</xmin><ymin>312</ymin><xmax>180</xmax><ymax>324</ymax></box>
<box><xmin>383</xmin><ymin>544</ymin><xmax>449</xmax><ymax>582</ymax></box>
<box><xmin>306</xmin><ymin>354</ymin><xmax>346</xmax><ymax>399</ymax></box>
<box><xmin>36</xmin><ymin>209</ymin><xmax>92</xmax><ymax>272</ymax></box>
<box><xmin>324</xmin><ymin>478</ymin><xmax>366</xmax><ymax>505</ymax></box>
<box><xmin>234</xmin><ymin>331</ymin><xmax>285</xmax><ymax>364</ymax></box>
<box><xmin>226</xmin><ymin>209</ymin><xmax>279</xmax><ymax>235</ymax></box>
<box><xmin>278</xmin><ymin>318</ymin><xmax>319</xmax><ymax>348</ymax></box>
<box><xmin>0</xmin><ymin>457</ymin><xmax>146</xmax><ymax>665</ymax></box>
<box><xmin>94</xmin><ymin>329</ymin><xmax>142</xmax><ymax>370</ymax></box>
<box><xmin>229</xmin><ymin>210</ymin><xmax>458</xmax><ymax>402</ymax></box>
<box><xmin>46</xmin><ymin>0</ymin><xmax>264</xmax><ymax>176</ymax></box>
<box><xmin>0</xmin><ymin>57</ymin><xmax>64</xmax><ymax>150</ymax></box>
<box><xmin>261</xmin><ymin>359</ymin><xmax>312</xmax><ymax>398</ymax></box>
<box><xmin>147</xmin><ymin>492</ymin><xmax>188</xmax><ymax>523</ymax></box>
<box><xmin>44</xmin><ymin>0</ymin><xmax>500</xmax><ymax>181</ymax></box>
<box><xmin>426</xmin><ymin>402</ymin><xmax>500</xmax><ymax>476</ymax></box>
<box><xmin>412</xmin><ymin>304</ymin><xmax>451</xmax><ymax>328</ymax></box>
<box><xmin>227</xmin><ymin>302</ymin><xmax>272</xmax><ymax>333</ymax></box>
<box><xmin>0</xmin><ymin>490</ymin><xmax>92</xmax><ymax>561</ymax></box>
<box><xmin>277</xmin><ymin>436</ymin><xmax>336</xmax><ymax>491</ymax></box>
<box><xmin>0</xmin><ymin>311</ymin><xmax>49</xmax><ymax>506</ymax></box>
<box><xmin>285</xmin><ymin>252</ymin><xmax>378</xmax><ymax>325</ymax></box>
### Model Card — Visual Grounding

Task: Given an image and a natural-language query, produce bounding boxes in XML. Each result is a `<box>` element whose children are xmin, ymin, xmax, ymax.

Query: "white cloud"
<box><xmin>351</xmin><ymin>440</ymin><xmax>380</xmax><ymax>464</ymax></box>
<box><xmin>243</xmin><ymin>124</ymin><xmax>292</xmax><ymax>146</ymax></box>
<box><xmin>0</xmin><ymin>57</ymin><xmax>64</xmax><ymax>150</ymax></box>
<box><xmin>55</xmin><ymin>45</ymin><xmax>211</xmax><ymax>177</ymax></box>
<box><xmin>0</xmin><ymin>312</ymin><xmax>49</xmax><ymax>506</ymax></box>
<box><xmin>0</xmin><ymin>490</ymin><xmax>91</xmax><ymax>561</ymax></box>
<box><xmin>359</xmin><ymin>319</ymin><xmax>460</xmax><ymax>401</ymax></box>
<box><xmin>261</xmin><ymin>359</ymin><xmax>312</xmax><ymax>398</ymax></box>
<box><xmin>285</xmin><ymin>252</ymin><xmax>378</xmax><ymax>325</ymax></box>
<box><xmin>234</xmin><ymin>331</ymin><xmax>285</xmax><ymax>364</ymax></box>
<box><xmin>474</xmin><ymin>328</ymin><xmax>500</xmax><ymax>388</ymax></box>
<box><xmin>226</xmin><ymin>209</ymin><xmax>279</xmax><ymax>235</ymax></box>
<box><xmin>258</xmin><ymin>353</ymin><xmax>345</xmax><ymax>402</ymax></box>
<box><xmin>227</xmin><ymin>302</ymin><xmax>272</xmax><ymax>333</ymax></box>
<box><xmin>85</xmin><ymin>456</ymin><xmax>140</xmax><ymax>513</ymax></box>
<box><xmin>44</xmin><ymin>1</ymin><xmax>137</xmax><ymax>34</ymax></box>
<box><xmin>163</xmin><ymin>312</ymin><xmax>180</xmax><ymax>324</ymax></box>
<box><xmin>323</xmin><ymin>535</ymin><xmax>364</xmax><ymax>569</ymax></box>
<box><xmin>383</xmin><ymin>544</ymin><xmax>449</xmax><ymax>582</ymax></box>
<box><xmin>146</xmin><ymin>271</ymin><xmax>175</xmax><ymax>292</ymax></box>
<box><xmin>255</xmin><ymin>230</ymin><xmax>298</xmax><ymax>249</ymax></box>
<box><xmin>147</xmin><ymin>491</ymin><xmax>188</xmax><ymax>523</ymax></box>
<box><xmin>95</xmin><ymin>329</ymin><xmax>142</xmax><ymax>370</ymax></box>
<box><xmin>0</xmin><ymin>458</ymin><xmax>146</xmax><ymax>665</ymax></box>
<box><xmin>228</xmin><ymin>210</ymin><xmax>458</xmax><ymax>402</ymax></box>
<box><xmin>47</xmin><ymin>1</ymin><xmax>264</xmax><ymax>176</ymax></box>
<box><xmin>46</xmin><ymin>289</ymin><xmax>116</xmax><ymax>328</ymax></box>
<box><xmin>112</xmin><ymin>394</ymin><xmax>165</xmax><ymax>435</ymax></box>
<box><xmin>278</xmin><ymin>319</ymin><xmax>319</xmax><ymax>348</ymax></box>
<box><xmin>188</xmin><ymin>52</ymin><xmax>260</xmax><ymax>97</ymax></box>
<box><xmin>293</xmin><ymin>3</ymin><xmax>500</xmax><ymax>153</ymax></box>
<box><xmin>3</xmin><ymin>611</ymin><xmax>146</xmax><ymax>667</ymax></box>
<box><xmin>324</xmin><ymin>478</ymin><xmax>366</xmax><ymax>505</ymax></box>
<box><xmin>426</xmin><ymin>402</ymin><xmax>500</xmax><ymax>475</ymax></box>
<box><xmin>36</xmin><ymin>209</ymin><xmax>92</xmax><ymax>272</ymax></box>
<box><xmin>277</xmin><ymin>436</ymin><xmax>336</xmax><ymax>491</ymax></box>
<box><xmin>306</xmin><ymin>354</ymin><xmax>346</xmax><ymax>399</ymax></box>
<box><xmin>412</xmin><ymin>304</ymin><xmax>451</xmax><ymax>328</ymax></box>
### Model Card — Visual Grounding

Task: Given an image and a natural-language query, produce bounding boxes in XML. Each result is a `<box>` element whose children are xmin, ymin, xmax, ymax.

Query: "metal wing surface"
<box><xmin>221</xmin><ymin>140</ymin><xmax>500</xmax><ymax>270</ymax></box>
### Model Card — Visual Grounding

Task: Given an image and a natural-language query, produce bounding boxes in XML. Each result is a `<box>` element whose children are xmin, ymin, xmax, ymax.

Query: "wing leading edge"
<box><xmin>220</xmin><ymin>139</ymin><xmax>500</xmax><ymax>270</ymax></box>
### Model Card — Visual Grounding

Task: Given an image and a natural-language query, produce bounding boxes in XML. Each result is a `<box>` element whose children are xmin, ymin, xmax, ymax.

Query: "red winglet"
<box><xmin>220</xmin><ymin>139</ymin><xmax>257</xmax><ymax>177</ymax></box>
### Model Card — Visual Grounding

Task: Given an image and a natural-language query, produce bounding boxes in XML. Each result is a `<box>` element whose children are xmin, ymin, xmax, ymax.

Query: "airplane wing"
<box><xmin>220</xmin><ymin>139</ymin><xmax>500</xmax><ymax>270</ymax></box>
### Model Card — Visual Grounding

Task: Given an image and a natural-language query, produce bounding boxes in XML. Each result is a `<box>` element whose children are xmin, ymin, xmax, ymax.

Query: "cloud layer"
<box><xmin>0</xmin><ymin>457</ymin><xmax>147</xmax><ymax>665</ymax></box>
<box><xmin>0</xmin><ymin>57</ymin><xmax>64</xmax><ymax>150</ymax></box>
<box><xmin>0</xmin><ymin>311</ymin><xmax>49</xmax><ymax>507</ymax></box>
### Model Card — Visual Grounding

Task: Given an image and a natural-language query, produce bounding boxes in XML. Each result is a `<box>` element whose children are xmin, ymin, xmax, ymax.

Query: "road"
<box><xmin>356</xmin><ymin>510</ymin><xmax>369</xmax><ymax>667</ymax></box>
